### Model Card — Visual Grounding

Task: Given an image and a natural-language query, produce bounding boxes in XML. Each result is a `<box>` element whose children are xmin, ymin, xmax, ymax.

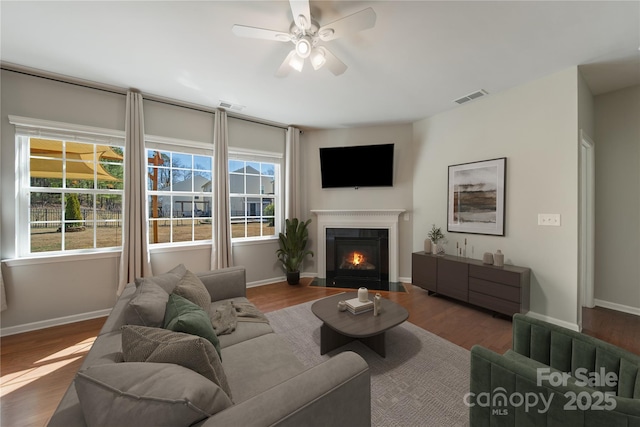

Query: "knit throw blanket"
<box><xmin>210</xmin><ymin>301</ymin><xmax>269</xmax><ymax>336</ymax></box>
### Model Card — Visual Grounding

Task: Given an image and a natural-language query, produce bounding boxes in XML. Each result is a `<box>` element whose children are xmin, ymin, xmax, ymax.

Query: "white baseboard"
<box><xmin>246</xmin><ymin>277</ymin><xmax>285</xmax><ymax>288</ymax></box>
<box><xmin>594</xmin><ymin>299</ymin><xmax>640</xmax><ymax>316</ymax></box>
<box><xmin>0</xmin><ymin>308</ymin><xmax>111</xmax><ymax>337</ymax></box>
<box><xmin>524</xmin><ymin>311</ymin><xmax>580</xmax><ymax>332</ymax></box>
<box><xmin>246</xmin><ymin>272</ymin><xmax>318</xmax><ymax>288</ymax></box>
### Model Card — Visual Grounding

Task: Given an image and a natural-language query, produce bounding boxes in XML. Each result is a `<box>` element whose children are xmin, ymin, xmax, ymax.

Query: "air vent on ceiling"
<box><xmin>454</xmin><ymin>89</ymin><xmax>488</xmax><ymax>105</ymax></box>
<box><xmin>218</xmin><ymin>100</ymin><xmax>245</xmax><ymax>111</ymax></box>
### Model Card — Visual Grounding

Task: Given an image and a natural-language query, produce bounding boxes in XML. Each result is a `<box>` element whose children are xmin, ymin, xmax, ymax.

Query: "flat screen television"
<box><xmin>319</xmin><ymin>143</ymin><xmax>394</xmax><ymax>188</ymax></box>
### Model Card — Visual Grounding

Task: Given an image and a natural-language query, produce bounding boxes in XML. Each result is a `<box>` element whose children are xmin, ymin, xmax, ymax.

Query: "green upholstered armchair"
<box><xmin>469</xmin><ymin>313</ymin><xmax>640</xmax><ymax>426</ymax></box>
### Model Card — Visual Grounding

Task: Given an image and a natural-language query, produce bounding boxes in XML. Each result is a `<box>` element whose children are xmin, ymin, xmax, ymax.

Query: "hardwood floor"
<box><xmin>1</xmin><ymin>278</ymin><xmax>638</xmax><ymax>427</ymax></box>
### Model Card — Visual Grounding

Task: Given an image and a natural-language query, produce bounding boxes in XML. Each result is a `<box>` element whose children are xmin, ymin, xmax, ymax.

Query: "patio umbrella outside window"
<box><xmin>29</xmin><ymin>138</ymin><xmax>123</xmax><ymax>182</ymax></box>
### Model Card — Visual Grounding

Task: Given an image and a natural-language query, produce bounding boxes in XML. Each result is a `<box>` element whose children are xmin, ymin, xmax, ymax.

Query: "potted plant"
<box><xmin>427</xmin><ymin>224</ymin><xmax>445</xmax><ymax>255</ymax></box>
<box><xmin>276</xmin><ymin>218</ymin><xmax>314</xmax><ymax>285</ymax></box>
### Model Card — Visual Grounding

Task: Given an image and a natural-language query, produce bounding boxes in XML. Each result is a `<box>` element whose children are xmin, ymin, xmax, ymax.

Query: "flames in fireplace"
<box><xmin>350</xmin><ymin>251</ymin><xmax>364</xmax><ymax>265</ymax></box>
<box><xmin>340</xmin><ymin>251</ymin><xmax>375</xmax><ymax>270</ymax></box>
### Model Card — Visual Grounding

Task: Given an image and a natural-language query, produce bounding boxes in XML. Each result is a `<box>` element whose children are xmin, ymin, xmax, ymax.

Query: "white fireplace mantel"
<box><xmin>311</xmin><ymin>209</ymin><xmax>405</xmax><ymax>281</ymax></box>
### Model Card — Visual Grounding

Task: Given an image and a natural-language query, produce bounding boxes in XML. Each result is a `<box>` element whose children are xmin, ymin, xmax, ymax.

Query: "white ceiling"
<box><xmin>1</xmin><ymin>1</ymin><xmax>639</xmax><ymax>129</ymax></box>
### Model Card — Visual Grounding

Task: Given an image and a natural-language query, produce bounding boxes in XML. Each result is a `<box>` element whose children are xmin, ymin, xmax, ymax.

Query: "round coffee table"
<box><xmin>311</xmin><ymin>292</ymin><xmax>409</xmax><ymax>357</ymax></box>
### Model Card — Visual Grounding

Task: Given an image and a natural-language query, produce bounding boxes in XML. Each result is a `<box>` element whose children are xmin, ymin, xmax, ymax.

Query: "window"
<box><xmin>146</xmin><ymin>149</ymin><xmax>213</xmax><ymax>245</ymax></box>
<box><xmin>20</xmin><ymin>137</ymin><xmax>124</xmax><ymax>254</ymax></box>
<box><xmin>229</xmin><ymin>156</ymin><xmax>280</xmax><ymax>240</ymax></box>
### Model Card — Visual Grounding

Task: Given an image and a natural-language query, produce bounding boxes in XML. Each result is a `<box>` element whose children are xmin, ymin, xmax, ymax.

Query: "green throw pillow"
<box><xmin>164</xmin><ymin>293</ymin><xmax>221</xmax><ymax>359</ymax></box>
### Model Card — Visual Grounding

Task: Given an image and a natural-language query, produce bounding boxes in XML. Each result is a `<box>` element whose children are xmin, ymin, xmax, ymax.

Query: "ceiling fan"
<box><xmin>232</xmin><ymin>0</ymin><xmax>376</xmax><ymax>77</ymax></box>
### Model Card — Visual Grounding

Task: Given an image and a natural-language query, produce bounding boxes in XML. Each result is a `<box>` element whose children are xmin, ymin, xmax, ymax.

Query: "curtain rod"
<box><xmin>1</xmin><ymin>62</ymin><xmax>290</xmax><ymax>131</ymax></box>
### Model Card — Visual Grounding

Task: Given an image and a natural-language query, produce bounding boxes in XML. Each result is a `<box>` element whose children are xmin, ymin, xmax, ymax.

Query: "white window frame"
<box><xmin>10</xmin><ymin>116</ymin><xmax>125</xmax><ymax>258</ymax></box>
<box><xmin>229</xmin><ymin>147</ymin><xmax>283</xmax><ymax>243</ymax></box>
<box><xmin>145</xmin><ymin>135</ymin><xmax>215</xmax><ymax>248</ymax></box>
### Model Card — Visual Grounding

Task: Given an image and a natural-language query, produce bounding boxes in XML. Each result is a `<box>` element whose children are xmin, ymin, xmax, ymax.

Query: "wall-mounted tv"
<box><xmin>319</xmin><ymin>143</ymin><xmax>394</xmax><ymax>189</ymax></box>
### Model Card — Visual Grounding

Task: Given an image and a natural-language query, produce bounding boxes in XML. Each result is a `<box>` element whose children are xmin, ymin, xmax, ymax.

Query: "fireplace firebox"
<box><xmin>326</xmin><ymin>228</ymin><xmax>389</xmax><ymax>287</ymax></box>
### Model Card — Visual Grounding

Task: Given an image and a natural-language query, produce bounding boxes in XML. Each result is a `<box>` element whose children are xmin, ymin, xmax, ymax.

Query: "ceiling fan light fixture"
<box><xmin>295</xmin><ymin>36</ymin><xmax>312</xmax><ymax>58</ymax></box>
<box><xmin>310</xmin><ymin>47</ymin><xmax>326</xmax><ymax>70</ymax></box>
<box><xmin>289</xmin><ymin>53</ymin><xmax>304</xmax><ymax>72</ymax></box>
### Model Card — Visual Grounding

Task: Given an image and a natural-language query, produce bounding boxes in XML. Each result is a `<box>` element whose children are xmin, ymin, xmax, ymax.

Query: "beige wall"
<box><xmin>300</xmin><ymin>124</ymin><xmax>414</xmax><ymax>279</ymax></box>
<box><xmin>412</xmin><ymin>67</ymin><xmax>581</xmax><ymax>328</ymax></box>
<box><xmin>594</xmin><ymin>85</ymin><xmax>640</xmax><ymax>312</ymax></box>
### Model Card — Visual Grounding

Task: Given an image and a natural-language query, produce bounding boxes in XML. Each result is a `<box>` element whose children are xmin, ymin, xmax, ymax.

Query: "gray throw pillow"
<box><xmin>124</xmin><ymin>281</ymin><xmax>169</xmax><ymax>327</ymax></box>
<box><xmin>135</xmin><ymin>264</ymin><xmax>187</xmax><ymax>294</ymax></box>
<box><xmin>75</xmin><ymin>362</ymin><xmax>232</xmax><ymax>427</ymax></box>
<box><xmin>172</xmin><ymin>269</ymin><xmax>211</xmax><ymax>311</ymax></box>
<box><xmin>121</xmin><ymin>325</ymin><xmax>232</xmax><ymax>400</ymax></box>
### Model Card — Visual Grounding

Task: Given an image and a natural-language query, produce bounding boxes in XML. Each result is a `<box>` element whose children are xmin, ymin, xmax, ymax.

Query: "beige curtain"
<box><xmin>118</xmin><ymin>91</ymin><xmax>152</xmax><ymax>295</ymax></box>
<box><xmin>211</xmin><ymin>109</ymin><xmax>233</xmax><ymax>269</ymax></box>
<box><xmin>285</xmin><ymin>126</ymin><xmax>301</xmax><ymax>220</ymax></box>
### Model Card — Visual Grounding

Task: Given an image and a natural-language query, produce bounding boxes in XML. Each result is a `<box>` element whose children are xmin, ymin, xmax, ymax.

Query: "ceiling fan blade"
<box><xmin>318</xmin><ymin>7</ymin><xmax>376</xmax><ymax>41</ymax></box>
<box><xmin>289</xmin><ymin>0</ymin><xmax>311</xmax><ymax>30</ymax></box>
<box><xmin>275</xmin><ymin>50</ymin><xmax>297</xmax><ymax>78</ymax></box>
<box><xmin>232</xmin><ymin>24</ymin><xmax>291</xmax><ymax>42</ymax></box>
<box><xmin>321</xmin><ymin>47</ymin><xmax>347</xmax><ymax>76</ymax></box>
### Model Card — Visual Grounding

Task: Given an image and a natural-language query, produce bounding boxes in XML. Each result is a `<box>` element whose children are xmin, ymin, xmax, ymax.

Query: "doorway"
<box><xmin>579</xmin><ymin>130</ymin><xmax>595</xmax><ymax>331</ymax></box>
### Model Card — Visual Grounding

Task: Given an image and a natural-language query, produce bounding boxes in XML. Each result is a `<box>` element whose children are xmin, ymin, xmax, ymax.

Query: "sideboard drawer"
<box><xmin>469</xmin><ymin>277</ymin><xmax>520</xmax><ymax>303</ymax></box>
<box><xmin>469</xmin><ymin>291</ymin><xmax>520</xmax><ymax>317</ymax></box>
<box><xmin>469</xmin><ymin>265</ymin><xmax>522</xmax><ymax>286</ymax></box>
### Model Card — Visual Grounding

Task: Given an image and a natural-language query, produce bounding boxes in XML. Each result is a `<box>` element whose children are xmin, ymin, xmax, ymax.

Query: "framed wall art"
<box><xmin>447</xmin><ymin>157</ymin><xmax>506</xmax><ymax>236</ymax></box>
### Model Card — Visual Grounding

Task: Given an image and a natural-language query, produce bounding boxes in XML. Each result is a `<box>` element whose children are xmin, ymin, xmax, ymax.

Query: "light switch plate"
<box><xmin>538</xmin><ymin>213</ymin><xmax>561</xmax><ymax>226</ymax></box>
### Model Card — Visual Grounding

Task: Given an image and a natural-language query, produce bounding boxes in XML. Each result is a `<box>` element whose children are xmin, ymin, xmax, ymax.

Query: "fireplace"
<box><xmin>311</xmin><ymin>209</ymin><xmax>405</xmax><ymax>291</ymax></box>
<box><xmin>312</xmin><ymin>209</ymin><xmax>404</xmax><ymax>283</ymax></box>
<box><xmin>326</xmin><ymin>229</ymin><xmax>389</xmax><ymax>285</ymax></box>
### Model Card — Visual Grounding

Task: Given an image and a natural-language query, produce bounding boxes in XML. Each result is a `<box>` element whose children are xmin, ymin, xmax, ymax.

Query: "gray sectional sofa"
<box><xmin>47</xmin><ymin>265</ymin><xmax>371</xmax><ymax>427</ymax></box>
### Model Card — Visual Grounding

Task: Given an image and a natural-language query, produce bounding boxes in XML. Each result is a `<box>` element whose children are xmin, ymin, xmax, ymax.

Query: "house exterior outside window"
<box><xmin>146</xmin><ymin>149</ymin><xmax>213</xmax><ymax>245</ymax></box>
<box><xmin>229</xmin><ymin>156</ymin><xmax>280</xmax><ymax>240</ymax></box>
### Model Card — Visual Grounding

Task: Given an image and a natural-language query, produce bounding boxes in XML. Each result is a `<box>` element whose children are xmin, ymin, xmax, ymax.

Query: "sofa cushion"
<box><xmin>124</xmin><ymin>281</ymin><xmax>169</xmax><ymax>327</ymax></box>
<box><xmin>209</xmin><ymin>298</ymin><xmax>273</xmax><ymax>348</ymax></box>
<box><xmin>135</xmin><ymin>264</ymin><xmax>187</xmax><ymax>294</ymax></box>
<box><xmin>121</xmin><ymin>325</ymin><xmax>232</xmax><ymax>400</ymax></box>
<box><xmin>164</xmin><ymin>293</ymin><xmax>221</xmax><ymax>359</ymax></box>
<box><xmin>173</xmin><ymin>269</ymin><xmax>211</xmax><ymax>311</ymax></box>
<box><xmin>75</xmin><ymin>362</ymin><xmax>232</xmax><ymax>427</ymax></box>
<box><xmin>221</xmin><ymin>333</ymin><xmax>305</xmax><ymax>403</ymax></box>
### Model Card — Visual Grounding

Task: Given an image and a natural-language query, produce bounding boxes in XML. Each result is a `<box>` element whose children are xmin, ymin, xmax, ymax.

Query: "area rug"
<box><xmin>265</xmin><ymin>299</ymin><xmax>471</xmax><ymax>427</ymax></box>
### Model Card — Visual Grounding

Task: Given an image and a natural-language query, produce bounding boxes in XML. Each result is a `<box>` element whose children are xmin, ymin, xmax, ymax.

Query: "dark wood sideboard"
<box><xmin>411</xmin><ymin>252</ymin><xmax>530</xmax><ymax>317</ymax></box>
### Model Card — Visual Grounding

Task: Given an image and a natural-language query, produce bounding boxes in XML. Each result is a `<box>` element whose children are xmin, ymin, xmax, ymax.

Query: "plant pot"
<box><xmin>286</xmin><ymin>271</ymin><xmax>300</xmax><ymax>285</ymax></box>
